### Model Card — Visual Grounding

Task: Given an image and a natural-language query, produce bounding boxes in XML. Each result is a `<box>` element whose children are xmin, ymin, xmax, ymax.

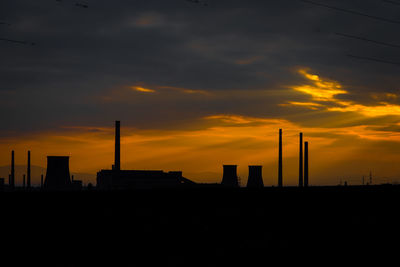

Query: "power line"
<box><xmin>299</xmin><ymin>0</ymin><xmax>400</xmax><ymax>25</ymax></box>
<box><xmin>347</xmin><ymin>54</ymin><xmax>400</xmax><ymax>66</ymax></box>
<box><xmin>0</xmin><ymin>38</ymin><xmax>35</xmax><ymax>45</ymax></box>
<box><xmin>335</xmin><ymin>32</ymin><xmax>400</xmax><ymax>48</ymax></box>
<box><xmin>382</xmin><ymin>0</ymin><xmax>400</xmax><ymax>6</ymax></box>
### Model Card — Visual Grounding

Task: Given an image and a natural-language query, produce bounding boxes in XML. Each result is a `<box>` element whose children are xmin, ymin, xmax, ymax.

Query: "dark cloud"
<box><xmin>1</xmin><ymin>0</ymin><xmax>400</xmax><ymax>133</ymax></box>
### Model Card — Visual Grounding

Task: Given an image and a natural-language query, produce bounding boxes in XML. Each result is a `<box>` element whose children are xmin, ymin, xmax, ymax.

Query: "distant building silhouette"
<box><xmin>97</xmin><ymin>121</ymin><xmax>194</xmax><ymax>190</ymax></box>
<box><xmin>70</xmin><ymin>174</ymin><xmax>83</xmax><ymax>190</ymax></box>
<box><xmin>40</xmin><ymin>174</ymin><xmax>44</xmax><ymax>189</ymax></box>
<box><xmin>97</xmin><ymin>170</ymin><xmax>187</xmax><ymax>190</ymax></box>
<box><xmin>278</xmin><ymin>129</ymin><xmax>283</xmax><ymax>187</ymax></box>
<box><xmin>44</xmin><ymin>156</ymin><xmax>72</xmax><ymax>190</ymax></box>
<box><xmin>221</xmin><ymin>165</ymin><xmax>239</xmax><ymax>187</ymax></box>
<box><xmin>247</xmin><ymin>165</ymin><xmax>264</xmax><ymax>188</ymax></box>
<box><xmin>0</xmin><ymin>178</ymin><xmax>4</xmax><ymax>191</ymax></box>
<box><xmin>299</xmin><ymin>133</ymin><xmax>303</xmax><ymax>187</ymax></box>
<box><xmin>71</xmin><ymin>180</ymin><xmax>83</xmax><ymax>190</ymax></box>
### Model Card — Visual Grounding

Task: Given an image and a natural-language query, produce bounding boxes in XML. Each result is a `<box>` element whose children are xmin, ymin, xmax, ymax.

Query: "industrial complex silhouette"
<box><xmin>1</xmin><ymin>120</ymin><xmax>313</xmax><ymax>191</ymax></box>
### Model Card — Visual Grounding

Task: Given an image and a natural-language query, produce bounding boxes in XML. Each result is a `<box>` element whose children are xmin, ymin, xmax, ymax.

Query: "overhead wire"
<box><xmin>335</xmin><ymin>32</ymin><xmax>400</xmax><ymax>48</ymax></box>
<box><xmin>299</xmin><ymin>0</ymin><xmax>400</xmax><ymax>25</ymax></box>
<box><xmin>347</xmin><ymin>54</ymin><xmax>400</xmax><ymax>66</ymax></box>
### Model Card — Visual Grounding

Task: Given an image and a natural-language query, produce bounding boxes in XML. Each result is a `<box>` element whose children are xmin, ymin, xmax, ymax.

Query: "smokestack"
<box><xmin>10</xmin><ymin>150</ymin><xmax>15</xmax><ymax>188</ymax></box>
<box><xmin>278</xmin><ymin>129</ymin><xmax>283</xmax><ymax>187</ymax></box>
<box><xmin>27</xmin><ymin>151</ymin><xmax>31</xmax><ymax>188</ymax></box>
<box><xmin>299</xmin><ymin>133</ymin><xmax>303</xmax><ymax>187</ymax></box>
<box><xmin>304</xmin><ymin>141</ymin><xmax>309</xmax><ymax>187</ymax></box>
<box><xmin>247</xmin><ymin>166</ymin><xmax>264</xmax><ymax>188</ymax></box>
<box><xmin>44</xmin><ymin>156</ymin><xmax>71</xmax><ymax>190</ymax></box>
<box><xmin>115</xmin><ymin>121</ymin><xmax>121</xmax><ymax>171</ymax></box>
<box><xmin>221</xmin><ymin>165</ymin><xmax>239</xmax><ymax>187</ymax></box>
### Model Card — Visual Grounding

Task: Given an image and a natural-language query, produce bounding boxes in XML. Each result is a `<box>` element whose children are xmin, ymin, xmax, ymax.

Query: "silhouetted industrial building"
<box><xmin>44</xmin><ymin>156</ymin><xmax>72</xmax><ymax>190</ymax></box>
<box><xmin>71</xmin><ymin>180</ymin><xmax>83</xmax><ymax>190</ymax></box>
<box><xmin>97</xmin><ymin>121</ymin><xmax>195</xmax><ymax>190</ymax></box>
<box><xmin>247</xmin><ymin>165</ymin><xmax>264</xmax><ymax>188</ymax></box>
<box><xmin>221</xmin><ymin>165</ymin><xmax>239</xmax><ymax>187</ymax></box>
<box><xmin>97</xmin><ymin>170</ymin><xmax>187</xmax><ymax>190</ymax></box>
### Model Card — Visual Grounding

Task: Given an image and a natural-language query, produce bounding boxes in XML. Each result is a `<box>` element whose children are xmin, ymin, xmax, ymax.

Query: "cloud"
<box><xmin>131</xmin><ymin>86</ymin><xmax>156</xmax><ymax>93</ymax></box>
<box><xmin>286</xmin><ymin>69</ymin><xmax>400</xmax><ymax>118</ymax></box>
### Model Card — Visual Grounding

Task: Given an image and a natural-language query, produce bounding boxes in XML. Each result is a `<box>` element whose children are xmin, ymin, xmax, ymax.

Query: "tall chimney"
<box><xmin>278</xmin><ymin>129</ymin><xmax>283</xmax><ymax>187</ymax></box>
<box><xmin>304</xmin><ymin>141</ymin><xmax>309</xmax><ymax>187</ymax></box>
<box><xmin>115</xmin><ymin>121</ymin><xmax>121</xmax><ymax>171</ymax></box>
<box><xmin>27</xmin><ymin>151</ymin><xmax>31</xmax><ymax>188</ymax></box>
<box><xmin>299</xmin><ymin>133</ymin><xmax>303</xmax><ymax>187</ymax></box>
<box><xmin>10</xmin><ymin>150</ymin><xmax>15</xmax><ymax>188</ymax></box>
<box><xmin>247</xmin><ymin>166</ymin><xmax>264</xmax><ymax>188</ymax></box>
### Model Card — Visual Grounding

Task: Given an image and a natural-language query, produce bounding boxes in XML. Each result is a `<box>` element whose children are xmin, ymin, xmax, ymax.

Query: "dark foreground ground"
<box><xmin>1</xmin><ymin>185</ymin><xmax>400</xmax><ymax>266</ymax></box>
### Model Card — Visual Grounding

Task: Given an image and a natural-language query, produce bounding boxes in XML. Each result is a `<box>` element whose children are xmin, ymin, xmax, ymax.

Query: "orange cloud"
<box><xmin>131</xmin><ymin>86</ymin><xmax>156</xmax><ymax>93</ymax></box>
<box><xmin>158</xmin><ymin>86</ymin><xmax>211</xmax><ymax>95</ymax></box>
<box><xmin>293</xmin><ymin>69</ymin><xmax>347</xmax><ymax>101</ymax></box>
<box><xmin>280</xmin><ymin>101</ymin><xmax>323</xmax><ymax>110</ymax></box>
<box><xmin>286</xmin><ymin>68</ymin><xmax>400</xmax><ymax>118</ymax></box>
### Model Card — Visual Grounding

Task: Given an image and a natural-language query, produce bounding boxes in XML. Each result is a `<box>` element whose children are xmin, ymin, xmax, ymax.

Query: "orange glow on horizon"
<box><xmin>2</xmin><ymin>114</ymin><xmax>400</xmax><ymax>186</ymax></box>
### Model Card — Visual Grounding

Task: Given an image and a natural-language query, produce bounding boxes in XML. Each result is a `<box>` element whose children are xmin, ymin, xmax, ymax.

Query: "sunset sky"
<box><xmin>1</xmin><ymin>0</ymin><xmax>400</xmax><ymax>185</ymax></box>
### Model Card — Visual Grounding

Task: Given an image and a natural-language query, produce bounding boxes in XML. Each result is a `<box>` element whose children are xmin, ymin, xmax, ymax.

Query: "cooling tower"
<box><xmin>247</xmin><ymin>165</ymin><xmax>264</xmax><ymax>188</ymax></box>
<box><xmin>44</xmin><ymin>156</ymin><xmax>71</xmax><ymax>189</ymax></box>
<box><xmin>221</xmin><ymin>165</ymin><xmax>239</xmax><ymax>187</ymax></box>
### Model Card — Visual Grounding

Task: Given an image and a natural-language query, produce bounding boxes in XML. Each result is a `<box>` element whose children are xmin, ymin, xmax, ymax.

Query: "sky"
<box><xmin>1</xmin><ymin>0</ymin><xmax>400</xmax><ymax>186</ymax></box>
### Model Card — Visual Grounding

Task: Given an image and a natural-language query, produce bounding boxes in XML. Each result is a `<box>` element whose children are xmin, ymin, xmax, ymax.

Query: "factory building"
<box><xmin>96</xmin><ymin>121</ymin><xmax>195</xmax><ymax>190</ymax></box>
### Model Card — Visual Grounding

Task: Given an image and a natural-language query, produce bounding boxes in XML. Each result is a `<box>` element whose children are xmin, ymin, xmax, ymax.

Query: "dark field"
<box><xmin>1</xmin><ymin>186</ymin><xmax>399</xmax><ymax>266</ymax></box>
